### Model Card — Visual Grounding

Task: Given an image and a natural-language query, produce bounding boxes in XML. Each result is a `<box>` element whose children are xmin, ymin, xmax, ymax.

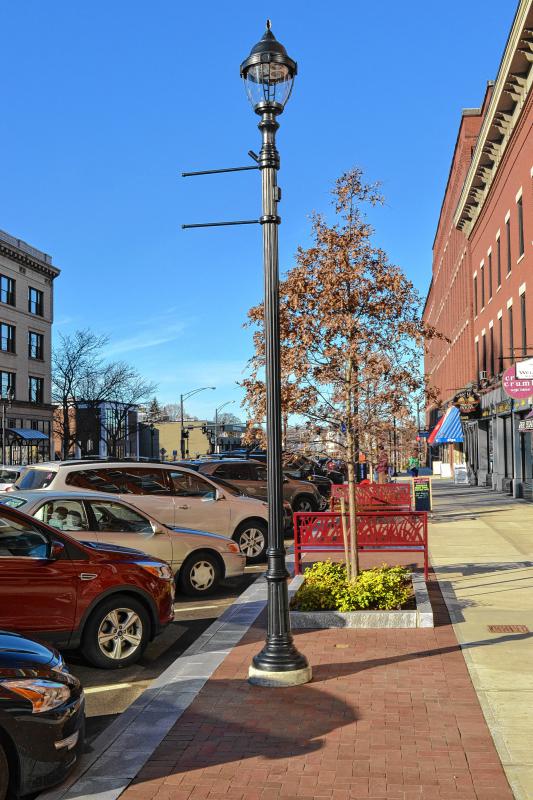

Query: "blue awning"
<box><xmin>434</xmin><ymin>406</ymin><xmax>463</xmax><ymax>444</ymax></box>
<box><xmin>7</xmin><ymin>428</ymin><xmax>49</xmax><ymax>441</ymax></box>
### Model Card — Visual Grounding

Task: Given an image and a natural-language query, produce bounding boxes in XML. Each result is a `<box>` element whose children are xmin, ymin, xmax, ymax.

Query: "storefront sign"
<box><xmin>453</xmin><ymin>390</ymin><xmax>480</xmax><ymax>418</ymax></box>
<box><xmin>518</xmin><ymin>418</ymin><xmax>533</xmax><ymax>433</ymax></box>
<box><xmin>413</xmin><ymin>478</ymin><xmax>432</xmax><ymax>511</ymax></box>
<box><xmin>516</xmin><ymin>358</ymin><xmax>533</xmax><ymax>380</ymax></box>
<box><xmin>417</xmin><ymin>430</ymin><xmax>430</xmax><ymax>438</ymax></box>
<box><xmin>453</xmin><ymin>464</ymin><xmax>469</xmax><ymax>484</ymax></box>
<box><xmin>503</xmin><ymin>367</ymin><xmax>533</xmax><ymax>399</ymax></box>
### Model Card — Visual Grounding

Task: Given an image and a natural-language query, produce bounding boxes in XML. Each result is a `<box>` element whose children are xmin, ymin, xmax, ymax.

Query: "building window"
<box><xmin>490</xmin><ymin>327</ymin><xmax>494</xmax><ymax>376</ymax></box>
<box><xmin>0</xmin><ymin>371</ymin><xmax>15</xmax><ymax>399</ymax></box>
<box><xmin>498</xmin><ymin>316</ymin><xmax>504</xmax><ymax>373</ymax></box>
<box><xmin>488</xmin><ymin>253</ymin><xmax>493</xmax><ymax>300</ymax></box>
<box><xmin>521</xmin><ymin>293</ymin><xmax>527</xmax><ymax>357</ymax></box>
<box><xmin>474</xmin><ymin>275</ymin><xmax>478</xmax><ymax>316</ymax></box>
<box><xmin>28</xmin><ymin>376</ymin><xmax>44</xmax><ymax>404</ymax></box>
<box><xmin>506</xmin><ymin>218</ymin><xmax>512</xmax><ymax>275</ymax></box>
<box><xmin>497</xmin><ymin>236</ymin><xmax>501</xmax><ymax>287</ymax></box>
<box><xmin>28</xmin><ymin>331</ymin><xmax>44</xmax><ymax>360</ymax></box>
<box><xmin>509</xmin><ymin>306</ymin><xmax>514</xmax><ymax>363</ymax></box>
<box><xmin>476</xmin><ymin>340</ymin><xmax>480</xmax><ymax>378</ymax></box>
<box><xmin>0</xmin><ymin>276</ymin><xmax>15</xmax><ymax>306</ymax></box>
<box><xmin>482</xmin><ymin>334</ymin><xmax>487</xmax><ymax>373</ymax></box>
<box><xmin>0</xmin><ymin>323</ymin><xmax>15</xmax><ymax>354</ymax></box>
<box><xmin>481</xmin><ymin>264</ymin><xmax>485</xmax><ymax>308</ymax></box>
<box><xmin>28</xmin><ymin>287</ymin><xmax>43</xmax><ymax>317</ymax></box>
<box><xmin>517</xmin><ymin>196</ymin><xmax>525</xmax><ymax>258</ymax></box>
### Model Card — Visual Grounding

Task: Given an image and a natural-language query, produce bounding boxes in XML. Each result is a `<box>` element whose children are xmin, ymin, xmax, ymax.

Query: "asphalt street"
<box><xmin>66</xmin><ymin>564</ymin><xmax>264</xmax><ymax>745</ymax></box>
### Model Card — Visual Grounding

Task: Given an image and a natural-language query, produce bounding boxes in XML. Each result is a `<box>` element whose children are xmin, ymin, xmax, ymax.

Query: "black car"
<box><xmin>0</xmin><ymin>631</ymin><xmax>85</xmax><ymax>800</ymax></box>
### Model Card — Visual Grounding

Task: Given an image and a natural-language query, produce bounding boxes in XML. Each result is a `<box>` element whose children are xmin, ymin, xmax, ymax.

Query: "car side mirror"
<box><xmin>283</xmin><ymin>477</ymin><xmax>289</xmax><ymax>483</ymax></box>
<box><xmin>215</xmin><ymin>489</ymin><xmax>225</xmax><ymax>501</ymax></box>
<box><xmin>151</xmin><ymin>522</ymin><xmax>167</xmax><ymax>535</ymax></box>
<box><xmin>49</xmin><ymin>540</ymin><xmax>65</xmax><ymax>560</ymax></box>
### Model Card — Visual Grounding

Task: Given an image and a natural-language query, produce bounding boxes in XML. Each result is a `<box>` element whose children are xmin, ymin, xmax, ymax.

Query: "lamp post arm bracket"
<box><xmin>181</xmin><ymin>165</ymin><xmax>259</xmax><ymax>177</ymax></box>
<box><xmin>182</xmin><ymin>219</ymin><xmax>259</xmax><ymax>229</ymax></box>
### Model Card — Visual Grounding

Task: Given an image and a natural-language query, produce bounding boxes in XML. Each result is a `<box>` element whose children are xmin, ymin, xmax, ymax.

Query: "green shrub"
<box><xmin>291</xmin><ymin>561</ymin><xmax>412</xmax><ymax>612</ymax></box>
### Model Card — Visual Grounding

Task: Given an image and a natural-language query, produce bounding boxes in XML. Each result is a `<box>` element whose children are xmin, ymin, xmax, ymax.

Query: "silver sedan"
<box><xmin>0</xmin><ymin>490</ymin><xmax>245</xmax><ymax>597</ymax></box>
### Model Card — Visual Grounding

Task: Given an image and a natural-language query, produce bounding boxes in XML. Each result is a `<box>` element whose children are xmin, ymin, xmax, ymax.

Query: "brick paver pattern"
<box><xmin>122</xmin><ymin>580</ymin><xmax>513</xmax><ymax>800</ymax></box>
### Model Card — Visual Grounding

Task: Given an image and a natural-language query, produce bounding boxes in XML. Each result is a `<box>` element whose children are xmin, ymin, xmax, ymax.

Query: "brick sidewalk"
<box><xmin>121</xmin><ymin>579</ymin><xmax>512</xmax><ymax>800</ymax></box>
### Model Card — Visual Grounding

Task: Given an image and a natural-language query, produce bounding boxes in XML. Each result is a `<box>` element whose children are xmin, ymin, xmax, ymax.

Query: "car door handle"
<box><xmin>178</xmin><ymin>504</ymin><xmax>190</xmax><ymax>510</ymax></box>
<box><xmin>79</xmin><ymin>573</ymin><xmax>97</xmax><ymax>581</ymax></box>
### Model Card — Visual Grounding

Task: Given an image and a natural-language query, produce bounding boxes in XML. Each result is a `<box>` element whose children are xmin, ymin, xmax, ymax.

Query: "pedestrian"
<box><xmin>376</xmin><ymin>447</ymin><xmax>389</xmax><ymax>484</ymax></box>
<box><xmin>407</xmin><ymin>451</ymin><xmax>420</xmax><ymax>478</ymax></box>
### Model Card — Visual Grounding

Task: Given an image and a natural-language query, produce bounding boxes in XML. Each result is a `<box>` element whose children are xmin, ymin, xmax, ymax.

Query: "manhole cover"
<box><xmin>487</xmin><ymin>625</ymin><xmax>529</xmax><ymax>634</ymax></box>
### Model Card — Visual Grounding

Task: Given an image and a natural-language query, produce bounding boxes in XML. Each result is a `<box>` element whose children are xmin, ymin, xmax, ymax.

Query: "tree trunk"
<box><xmin>345</xmin><ymin>360</ymin><xmax>359</xmax><ymax>580</ymax></box>
<box><xmin>62</xmin><ymin>401</ymin><xmax>70</xmax><ymax>460</ymax></box>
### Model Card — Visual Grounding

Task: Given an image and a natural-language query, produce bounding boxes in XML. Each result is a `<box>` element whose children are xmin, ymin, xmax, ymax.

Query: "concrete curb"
<box><xmin>289</xmin><ymin>571</ymin><xmax>434</xmax><ymax>628</ymax></box>
<box><xmin>41</xmin><ymin>576</ymin><xmax>269</xmax><ymax>800</ymax></box>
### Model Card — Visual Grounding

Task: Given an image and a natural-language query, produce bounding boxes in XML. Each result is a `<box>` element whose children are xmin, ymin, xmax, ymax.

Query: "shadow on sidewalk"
<box><xmin>131</xmin><ymin>678</ymin><xmax>358</xmax><ymax>782</ymax></box>
<box><xmin>308</xmin><ymin>628</ymin><xmax>533</xmax><ymax>684</ymax></box>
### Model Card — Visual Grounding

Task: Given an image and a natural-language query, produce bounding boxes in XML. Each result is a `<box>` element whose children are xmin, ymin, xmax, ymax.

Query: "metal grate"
<box><xmin>487</xmin><ymin>624</ymin><xmax>529</xmax><ymax>634</ymax></box>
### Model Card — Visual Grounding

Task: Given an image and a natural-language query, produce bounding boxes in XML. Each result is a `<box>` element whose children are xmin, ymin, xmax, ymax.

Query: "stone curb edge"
<box><xmin>288</xmin><ymin>571</ymin><xmax>434</xmax><ymax>628</ymax></box>
<box><xmin>40</xmin><ymin>575</ymin><xmax>269</xmax><ymax>800</ymax></box>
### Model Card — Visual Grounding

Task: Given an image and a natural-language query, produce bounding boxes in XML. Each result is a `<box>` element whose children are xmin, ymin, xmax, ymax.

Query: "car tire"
<box><xmin>178</xmin><ymin>551</ymin><xmax>221</xmax><ymax>596</ymax></box>
<box><xmin>293</xmin><ymin>495</ymin><xmax>318</xmax><ymax>513</ymax></box>
<box><xmin>233</xmin><ymin>520</ymin><xmax>267</xmax><ymax>563</ymax></box>
<box><xmin>0</xmin><ymin>743</ymin><xmax>8</xmax><ymax>800</ymax></box>
<box><xmin>81</xmin><ymin>595</ymin><xmax>150</xmax><ymax>669</ymax></box>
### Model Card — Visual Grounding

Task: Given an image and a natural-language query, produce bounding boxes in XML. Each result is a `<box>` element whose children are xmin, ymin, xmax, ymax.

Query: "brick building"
<box><xmin>424</xmin><ymin>0</ymin><xmax>533</xmax><ymax>497</ymax></box>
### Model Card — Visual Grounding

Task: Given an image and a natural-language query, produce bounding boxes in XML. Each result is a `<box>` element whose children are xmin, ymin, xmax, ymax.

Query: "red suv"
<box><xmin>0</xmin><ymin>505</ymin><xmax>174</xmax><ymax>669</ymax></box>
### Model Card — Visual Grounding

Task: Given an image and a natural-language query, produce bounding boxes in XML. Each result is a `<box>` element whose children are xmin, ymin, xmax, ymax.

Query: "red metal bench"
<box><xmin>293</xmin><ymin>510</ymin><xmax>428</xmax><ymax>580</ymax></box>
<box><xmin>330</xmin><ymin>482</ymin><xmax>413</xmax><ymax>512</ymax></box>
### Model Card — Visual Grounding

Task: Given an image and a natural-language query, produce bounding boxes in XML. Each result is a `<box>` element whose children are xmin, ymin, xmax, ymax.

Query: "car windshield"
<box><xmin>0</xmin><ymin>495</ymin><xmax>28</xmax><ymax>509</ymax></box>
<box><xmin>15</xmin><ymin>469</ymin><xmax>57</xmax><ymax>490</ymax></box>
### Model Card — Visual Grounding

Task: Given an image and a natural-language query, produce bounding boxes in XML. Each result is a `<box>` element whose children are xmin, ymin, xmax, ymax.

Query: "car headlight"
<box><xmin>135</xmin><ymin>561</ymin><xmax>174</xmax><ymax>580</ymax></box>
<box><xmin>1</xmin><ymin>679</ymin><xmax>71</xmax><ymax>713</ymax></box>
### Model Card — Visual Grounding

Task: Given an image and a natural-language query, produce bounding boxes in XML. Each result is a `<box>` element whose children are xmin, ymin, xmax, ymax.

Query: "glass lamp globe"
<box><xmin>240</xmin><ymin>21</ymin><xmax>297</xmax><ymax>113</ymax></box>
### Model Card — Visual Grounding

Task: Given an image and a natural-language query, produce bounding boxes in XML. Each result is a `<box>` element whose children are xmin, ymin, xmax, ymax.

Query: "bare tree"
<box><xmin>52</xmin><ymin>330</ymin><xmax>156</xmax><ymax>459</ymax></box>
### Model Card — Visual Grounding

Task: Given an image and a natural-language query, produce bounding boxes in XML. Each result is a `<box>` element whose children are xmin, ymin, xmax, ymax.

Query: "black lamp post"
<box><xmin>241</xmin><ymin>21</ymin><xmax>311</xmax><ymax>687</ymax></box>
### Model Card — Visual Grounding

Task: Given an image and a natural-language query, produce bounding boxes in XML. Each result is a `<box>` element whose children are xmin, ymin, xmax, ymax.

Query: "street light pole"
<box><xmin>179</xmin><ymin>386</ymin><xmax>216</xmax><ymax>460</ymax></box>
<box><xmin>241</xmin><ymin>22</ymin><xmax>311</xmax><ymax>687</ymax></box>
<box><xmin>214</xmin><ymin>400</ymin><xmax>235</xmax><ymax>454</ymax></box>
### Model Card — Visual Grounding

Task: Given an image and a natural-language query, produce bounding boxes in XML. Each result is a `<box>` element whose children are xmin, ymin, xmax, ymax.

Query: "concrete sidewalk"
<box><xmin>429</xmin><ymin>481</ymin><xmax>533</xmax><ymax>800</ymax></box>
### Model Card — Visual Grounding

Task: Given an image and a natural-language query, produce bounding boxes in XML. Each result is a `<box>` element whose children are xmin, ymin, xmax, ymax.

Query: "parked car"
<box><xmin>12</xmin><ymin>461</ymin><xmax>272</xmax><ymax>562</ymax></box>
<box><xmin>0</xmin><ymin>503</ymin><xmax>175</xmax><ymax>668</ymax></box>
<box><xmin>0</xmin><ymin>465</ymin><xmax>24</xmax><ymax>492</ymax></box>
<box><xmin>283</xmin><ymin>455</ymin><xmax>333</xmax><ymax>500</ymax></box>
<box><xmin>190</xmin><ymin>459</ymin><xmax>326</xmax><ymax>512</ymax></box>
<box><xmin>0</xmin><ymin>630</ymin><xmax>85</xmax><ymax>800</ymax></box>
<box><xmin>0</xmin><ymin>491</ymin><xmax>245</xmax><ymax>596</ymax></box>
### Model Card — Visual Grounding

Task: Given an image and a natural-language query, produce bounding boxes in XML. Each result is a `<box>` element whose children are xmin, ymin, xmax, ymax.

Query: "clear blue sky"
<box><xmin>0</xmin><ymin>1</ymin><xmax>515</xmax><ymax>419</ymax></box>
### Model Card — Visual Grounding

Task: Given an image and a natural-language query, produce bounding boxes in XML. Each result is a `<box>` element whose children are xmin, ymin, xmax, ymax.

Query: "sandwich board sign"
<box><xmin>413</xmin><ymin>477</ymin><xmax>432</xmax><ymax>511</ymax></box>
<box><xmin>454</xmin><ymin>464</ymin><xmax>468</xmax><ymax>485</ymax></box>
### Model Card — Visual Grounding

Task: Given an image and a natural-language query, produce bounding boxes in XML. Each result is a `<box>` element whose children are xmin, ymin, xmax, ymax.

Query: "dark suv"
<box><xmin>0</xmin><ymin>504</ymin><xmax>175</xmax><ymax>669</ymax></box>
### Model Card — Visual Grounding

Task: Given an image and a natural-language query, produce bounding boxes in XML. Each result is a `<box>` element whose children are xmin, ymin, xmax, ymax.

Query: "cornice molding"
<box><xmin>454</xmin><ymin>0</ymin><xmax>533</xmax><ymax>235</ymax></box>
<box><xmin>0</xmin><ymin>242</ymin><xmax>60</xmax><ymax>280</ymax></box>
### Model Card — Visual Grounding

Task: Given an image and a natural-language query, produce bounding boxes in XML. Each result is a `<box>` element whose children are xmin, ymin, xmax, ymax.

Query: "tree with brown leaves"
<box><xmin>242</xmin><ymin>168</ymin><xmax>443</xmax><ymax>579</ymax></box>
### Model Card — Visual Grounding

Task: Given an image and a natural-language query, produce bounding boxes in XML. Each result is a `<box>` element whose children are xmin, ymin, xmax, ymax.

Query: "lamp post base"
<box><xmin>248</xmin><ymin>663</ymin><xmax>312</xmax><ymax>687</ymax></box>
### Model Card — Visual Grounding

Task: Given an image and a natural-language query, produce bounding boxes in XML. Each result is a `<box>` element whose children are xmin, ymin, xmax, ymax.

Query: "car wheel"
<box><xmin>179</xmin><ymin>551</ymin><xmax>221</xmax><ymax>596</ymax></box>
<box><xmin>293</xmin><ymin>495</ymin><xmax>317</xmax><ymax>513</ymax></box>
<box><xmin>233</xmin><ymin>520</ymin><xmax>267</xmax><ymax>563</ymax></box>
<box><xmin>0</xmin><ymin>743</ymin><xmax>8</xmax><ymax>800</ymax></box>
<box><xmin>81</xmin><ymin>595</ymin><xmax>150</xmax><ymax>669</ymax></box>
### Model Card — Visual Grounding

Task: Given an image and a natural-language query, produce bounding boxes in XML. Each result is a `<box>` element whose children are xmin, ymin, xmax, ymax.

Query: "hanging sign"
<box><xmin>518</xmin><ymin>417</ymin><xmax>533</xmax><ymax>433</ymax></box>
<box><xmin>453</xmin><ymin>390</ymin><xmax>480</xmax><ymax>417</ymax></box>
<box><xmin>413</xmin><ymin>477</ymin><xmax>432</xmax><ymax>511</ymax></box>
<box><xmin>502</xmin><ymin>367</ymin><xmax>533</xmax><ymax>399</ymax></box>
<box><xmin>516</xmin><ymin>358</ymin><xmax>533</xmax><ymax>379</ymax></box>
